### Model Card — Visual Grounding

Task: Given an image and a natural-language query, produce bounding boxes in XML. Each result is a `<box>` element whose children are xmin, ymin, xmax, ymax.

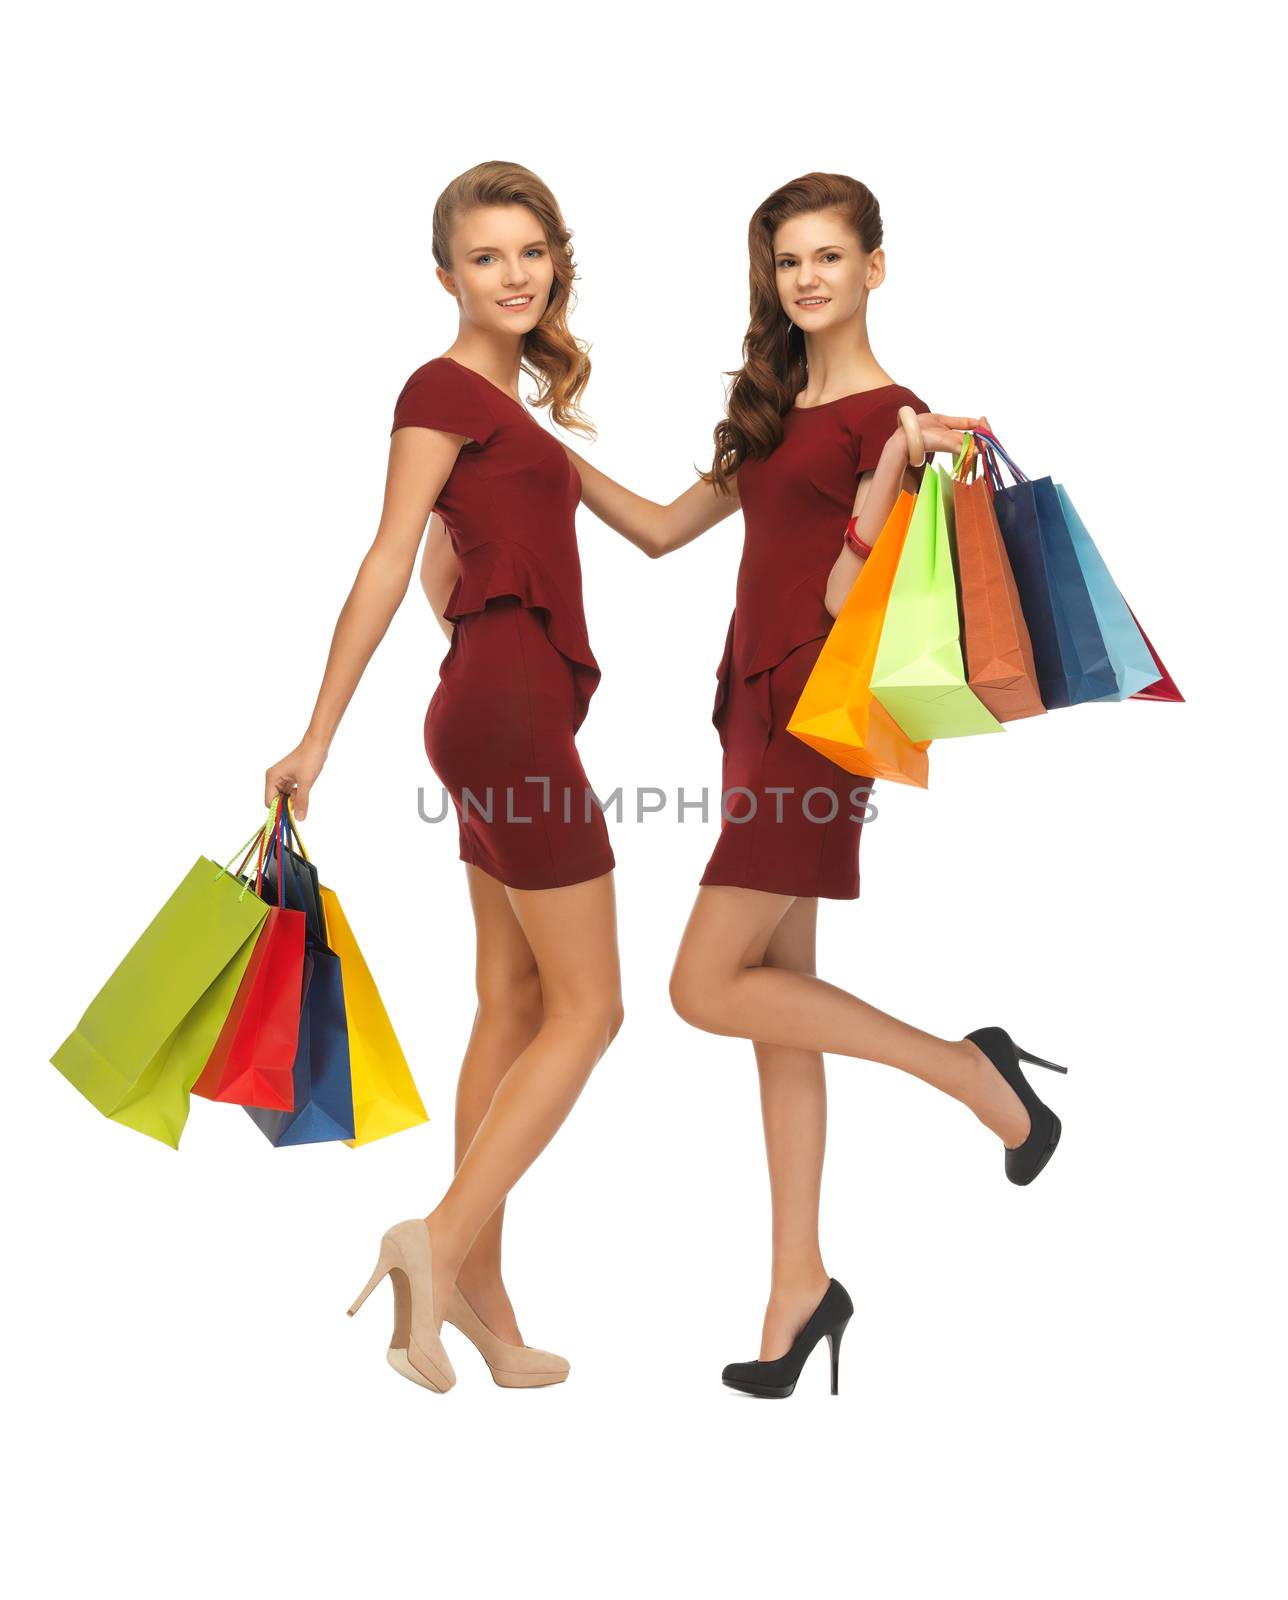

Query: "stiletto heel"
<box><xmin>825</xmin><ymin>1317</ymin><xmax>849</xmax><ymax>1395</ymax></box>
<box><xmin>1014</xmin><ymin>1044</ymin><xmax>1068</xmax><ymax>1075</ymax></box>
<box><xmin>966</xmin><ymin>1025</ymin><xmax>1070</xmax><ymax>1186</ymax></box>
<box><xmin>722</xmin><ymin>1280</ymin><xmax>855</xmax><ymax>1398</ymax></box>
<box><xmin>442</xmin><ymin>1286</ymin><xmax>570</xmax><ymax>1388</ymax></box>
<box><xmin>345</xmin><ymin>1219</ymin><xmax>457</xmax><ymax>1393</ymax></box>
<box><xmin>347</xmin><ymin>1241</ymin><xmax>396</xmax><ymax>1316</ymax></box>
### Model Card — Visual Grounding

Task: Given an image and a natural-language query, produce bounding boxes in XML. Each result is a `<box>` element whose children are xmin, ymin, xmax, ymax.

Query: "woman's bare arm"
<box><xmin>823</xmin><ymin>413</ymin><xmax>983</xmax><ymax>617</ymax></box>
<box><xmin>263</xmin><ymin>426</ymin><xmax>465</xmax><ymax>814</ymax></box>
<box><xmin>563</xmin><ymin>442</ymin><xmax>741</xmax><ymax>558</ymax></box>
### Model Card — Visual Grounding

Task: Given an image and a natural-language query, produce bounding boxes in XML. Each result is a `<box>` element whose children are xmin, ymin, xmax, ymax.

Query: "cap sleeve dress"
<box><xmin>392</xmin><ymin>356</ymin><xmax>614</xmax><ymax>889</ymax></box>
<box><xmin>699</xmin><ymin>384</ymin><xmax>931</xmax><ymax>900</ymax></box>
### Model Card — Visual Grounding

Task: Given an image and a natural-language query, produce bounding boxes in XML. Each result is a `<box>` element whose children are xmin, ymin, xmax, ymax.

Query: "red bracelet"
<box><xmin>844</xmin><ymin>516</ymin><xmax>873</xmax><ymax>559</ymax></box>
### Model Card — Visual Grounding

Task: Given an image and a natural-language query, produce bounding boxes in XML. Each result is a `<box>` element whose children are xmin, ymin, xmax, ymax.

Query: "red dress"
<box><xmin>391</xmin><ymin>356</ymin><xmax>615</xmax><ymax>889</ymax></box>
<box><xmin>699</xmin><ymin>384</ymin><xmax>931</xmax><ymax>900</ymax></box>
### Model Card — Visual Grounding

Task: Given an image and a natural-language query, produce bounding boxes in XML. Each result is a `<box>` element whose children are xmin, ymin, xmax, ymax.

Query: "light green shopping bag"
<box><xmin>51</xmin><ymin>814</ymin><xmax>276</xmax><ymax>1148</ymax></box>
<box><xmin>870</xmin><ymin>463</ymin><xmax>1005</xmax><ymax>740</ymax></box>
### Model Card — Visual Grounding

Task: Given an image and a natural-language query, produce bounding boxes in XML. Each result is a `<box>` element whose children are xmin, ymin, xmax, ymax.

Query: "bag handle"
<box><xmin>276</xmin><ymin>795</ymin><xmax>313</xmax><ymax>913</ymax></box>
<box><xmin>972</xmin><ymin>426</ymin><xmax>1029</xmax><ymax>491</ymax></box>
<box><xmin>950</xmin><ymin>431</ymin><xmax>978</xmax><ymax>482</ymax></box>
<box><xmin>238</xmin><ymin>798</ymin><xmax>283</xmax><ymax>900</ymax></box>
<box><xmin>216</xmin><ymin>797</ymin><xmax>283</xmax><ymax>902</ymax></box>
<box><xmin>278</xmin><ymin>797</ymin><xmax>327</xmax><ymax>943</ymax></box>
<box><xmin>283</xmin><ymin>793</ymin><xmax>312</xmax><ymax>863</ymax></box>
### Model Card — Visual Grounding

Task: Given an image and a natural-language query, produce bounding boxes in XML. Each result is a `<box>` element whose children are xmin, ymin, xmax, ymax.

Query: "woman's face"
<box><xmin>439</xmin><ymin>203</ymin><xmax>556</xmax><ymax>337</ymax></box>
<box><xmin>772</xmin><ymin>208</ymin><xmax>882</xmax><ymax>333</ymax></box>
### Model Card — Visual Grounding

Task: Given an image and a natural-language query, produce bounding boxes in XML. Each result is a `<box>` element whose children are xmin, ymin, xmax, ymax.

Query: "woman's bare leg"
<box><xmin>447</xmin><ymin>866</ymin><xmax>544</xmax><ymax>1345</ymax></box>
<box><xmin>669</xmin><ymin>885</ymin><xmax>1030</xmax><ymax>1147</ymax></box>
<box><xmin>753</xmin><ymin>896</ymin><xmax>834</xmax><ymax>1360</ymax></box>
<box><xmin>423</xmin><ymin>869</ymin><xmax>624</xmax><ymax>1325</ymax></box>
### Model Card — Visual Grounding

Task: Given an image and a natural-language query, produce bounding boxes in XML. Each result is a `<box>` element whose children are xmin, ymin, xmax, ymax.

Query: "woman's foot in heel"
<box><xmin>443</xmin><ymin>1282</ymin><xmax>570</xmax><ymax>1388</ymax></box>
<box><xmin>757</xmin><ymin>1268</ymin><xmax>833</xmax><ymax>1363</ymax></box>
<box><xmin>346</xmin><ymin>1218</ymin><xmax>458</xmax><ymax>1393</ymax></box>
<box><xmin>962</xmin><ymin>1026</ymin><xmax>1068</xmax><ymax>1186</ymax></box>
<box><xmin>722</xmin><ymin>1278</ymin><xmax>855</xmax><ymax>1398</ymax></box>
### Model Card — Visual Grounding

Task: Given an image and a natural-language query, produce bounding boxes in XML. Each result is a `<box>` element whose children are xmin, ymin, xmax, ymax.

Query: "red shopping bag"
<box><xmin>192</xmin><ymin>799</ymin><xmax>306</xmax><ymax>1111</ymax></box>
<box><xmin>1125</xmin><ymin>605</ymin><xmax>1185</xmax><ymax>702</ymax></box>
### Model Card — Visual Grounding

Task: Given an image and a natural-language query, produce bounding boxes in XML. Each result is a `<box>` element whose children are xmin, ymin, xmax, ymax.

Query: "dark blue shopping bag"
<box><xmin>245</xmin><ymin>803</ymin><xmax>355</xmax><ymax>1147</ymax></box>
<box><xmin>976</xmin><ymin>430</ymin><xmax>1117</xmax><ymax>708</ymax></box>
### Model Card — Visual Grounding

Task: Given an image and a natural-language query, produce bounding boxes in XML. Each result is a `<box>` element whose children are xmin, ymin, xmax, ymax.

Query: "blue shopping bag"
<box><xmin>976</xmin><ymin>431</ymin><xmax>1118</xmax><ymax>708</ymax></box>
<box><xmin>245</xmin><ymin>803</ymin><xmax>355</xmax><ymax>1147</ymax></box>
<box><xmin>1054</xmin><ymin>485</ymin><xmax>1163</xmax><ymax>700</ymax></box>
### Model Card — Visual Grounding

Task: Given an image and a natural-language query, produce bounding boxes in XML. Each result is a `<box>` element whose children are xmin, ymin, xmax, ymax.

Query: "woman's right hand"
<box><xmin>264</xmin><ymin>735</ymin><xmax>327</xmax><ymax>820</ymax></box>
<box><xmin>908</xmin><ymin>412</ymin><xmax>993</xmax><ymax>460</ymax></box>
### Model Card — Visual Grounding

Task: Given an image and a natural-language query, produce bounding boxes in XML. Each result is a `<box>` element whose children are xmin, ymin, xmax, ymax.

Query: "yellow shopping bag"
<box><xmin>787</xmin><ymin>490</ymin><xmax>932</xmax><ymax>787</ymax></box>
<box><xmin>318</xmin><ymin>885</ymin><xmax>428</xmax><ymax>1146</ymax></box>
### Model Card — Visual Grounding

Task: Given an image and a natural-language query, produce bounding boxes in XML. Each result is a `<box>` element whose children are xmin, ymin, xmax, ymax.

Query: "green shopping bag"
<box><xmin>870</xmin><ymin>462</ymin><xmax>1005</xmax><ymax>740</ymax></box>
<box><xmin>50</xmin><ymin>813</ymin><xmax>276</xmax><ymax>1148</ymax></box>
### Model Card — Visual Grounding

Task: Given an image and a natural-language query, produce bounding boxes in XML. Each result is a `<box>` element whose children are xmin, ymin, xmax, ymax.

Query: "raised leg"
<box><xmin>669</xmin><ymin>885</ymin><xmax>1029</xmax><ymax>1147</ymax></box>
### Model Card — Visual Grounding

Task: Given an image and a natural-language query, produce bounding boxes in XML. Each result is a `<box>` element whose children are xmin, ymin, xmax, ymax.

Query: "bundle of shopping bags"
<box><xmin>49</xmin><ymin>794</ymin><xmax>428</xmax><ymax>1149</ymax></box>
<box><xmin>788</xmin><ymin>426</ymin><xmax>1183</xmax><ymax>785</ymax></box>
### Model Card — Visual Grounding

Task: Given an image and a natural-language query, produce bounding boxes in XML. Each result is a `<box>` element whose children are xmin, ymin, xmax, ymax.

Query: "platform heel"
<box><xmin>722</xmin><ymin>1280</ymin><xmax>855</xmax><ymax>1398</ymax></box>
<box><xmin>346</xmin><ymin>1220</ymin><xmax>457</xmax><ymax>1393</ymax></box>
<box><xmin>965</xmin><ymin>1025</ymin><xmax>1070</xmax><ymax>1186</ymax></box>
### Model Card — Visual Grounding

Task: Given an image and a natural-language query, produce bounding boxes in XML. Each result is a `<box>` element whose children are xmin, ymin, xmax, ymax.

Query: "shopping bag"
<box><xmin>192</xmin><ymin>798</ymin><xmax>306</xmax><ymax>1111</ymax></box>
<box><xmin>787</xmin><ymin>490</ymin><xmax>932</xmax><ymax>787</ymax></box>
<box><xmin>951</xmin><ymin>449</ymin><xmax>1046</xmax><ymax>723</ymax></box>
<box><xmin>869</xmin><ymin>463</ymin><xmax>1004</xmax><ymax>740</ymax></box>
<box><xmin>1054</xmin><ymin>485</ymin><xmax>1164</xmax><ymax>700</ymax></box>
<box><xmin>319</xmin><ymin>885</ymin><xmax>428</xmax><ymax>1147</ymax></box>
<box><xmin>258</xmin><ymin>803</ymin><xmax>326</xmax><ymax>942</ymax></box>
<box><xmin>1126</xmin><ymin>605</ymin><xmax>1184</xmax><ymax>702</ymax></box>
<box><xmin>245</xmin><ymin>801</ymin><xmax>355</xmax><ymax>1146</ymax></box>
<box><xmin>976</xmin><ymin>430</ymin><xmax>1118</xmax><ymax>708</ymax></box>
<box><xmin>50</xmin><ymin>812</ymin><xmax>276</xmax><ymax>1148</ymax></box>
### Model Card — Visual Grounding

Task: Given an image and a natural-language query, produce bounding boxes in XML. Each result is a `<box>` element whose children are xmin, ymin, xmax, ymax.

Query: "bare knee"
<box><xmin>592</xmin><ymin>995</ymin><xmax>626</xmax><ymax>1056</ymax></box>
<box><xmin>603</xmin><ymin>998</ymin><xmax>626</xmax><ymax>1053</ymax></box>
<box><xmin>475</xmin><ymin>963</ymin><xmax>543</xmax><ymax>1037</ymax></box>
<box><xmin>669</xmin><ymin>959</ymin><xmax>724</xmax><ymax>1034</ymax></box>
<box><xmin>544</xmin><ymin>995</ymin><xmax>624</xmax><ymax>1058</ymax></box>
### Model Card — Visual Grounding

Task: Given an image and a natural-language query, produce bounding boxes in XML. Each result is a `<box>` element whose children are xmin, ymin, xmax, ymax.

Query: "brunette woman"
<box><xmin>563</xmin><ymin>171</ymin><xmax>1067</xmax><ymax>1399</ymax></box>
<box><xmin>265</xmin><ymin>161</ymin><xmax>623</xmax><ymax>1393</ymax></box>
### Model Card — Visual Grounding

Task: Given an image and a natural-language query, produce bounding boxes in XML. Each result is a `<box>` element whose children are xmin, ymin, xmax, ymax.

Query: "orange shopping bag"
<box><xmin>787</xmin><ymin>490</ymin><xmax>932</xmax><ymax>787</ymax></box>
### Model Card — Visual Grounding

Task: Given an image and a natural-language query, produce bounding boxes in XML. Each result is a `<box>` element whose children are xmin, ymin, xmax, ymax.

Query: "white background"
<box><xmin>4</xmin><ymin>3</ymin><xmax>1282</xmax><ymax>1595</ymax></box>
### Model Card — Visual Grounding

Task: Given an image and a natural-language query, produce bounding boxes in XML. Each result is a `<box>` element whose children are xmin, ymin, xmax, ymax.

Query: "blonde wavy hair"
<box><xmin>432</xmin><ymin>160</ymin><xmax>594</xmax><ymax>438</ymax></box>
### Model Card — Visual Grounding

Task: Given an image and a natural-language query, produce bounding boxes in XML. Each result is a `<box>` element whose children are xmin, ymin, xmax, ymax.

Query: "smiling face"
<box><xmin>773</xmin><ymin>208</ymin><xmax>884</xmax><ymax>333</ymax></box>
<box><xmin>437</xmin><ymin>203</ymin><xmax>556</xmax><ymax>336</ymax></box>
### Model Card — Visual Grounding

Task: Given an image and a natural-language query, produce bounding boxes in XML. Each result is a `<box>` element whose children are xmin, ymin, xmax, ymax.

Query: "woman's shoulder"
<box><xmin>395</xmin><ymin>354</ymin><xmax>471</xmax><ymax>404</ymax></box>
<box><xmin>836</xmin><ymin>381</ymin><xmax>927</xmax><ymax>415</ymax></box>
<box><xmin>391</xmin><ymin>356</ymin><xmax>497</xmax><ymax>445</ymax></box>
<box><xmin>837</xmin><ymin>384</ymin><xmax>932</xmax><ymax>475</ymax></box>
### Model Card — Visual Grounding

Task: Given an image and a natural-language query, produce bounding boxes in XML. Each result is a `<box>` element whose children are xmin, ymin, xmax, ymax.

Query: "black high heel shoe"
<box><xmin>965</xmin><ymin>1025</ymin><xmax>1069</xmax><ymax>1186</ymax></box>
<box><xmin>722</xmin><ymin>1280</ymin><xmax>854</xmax><ymax>1398</ymax></box>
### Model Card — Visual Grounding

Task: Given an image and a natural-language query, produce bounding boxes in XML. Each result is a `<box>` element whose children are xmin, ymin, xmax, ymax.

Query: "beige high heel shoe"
<box><xmin>443</xmin><ymin>1285</ymin><xmax>570</xmax><ymax>1388</ymax></box>
<box><xmin>347</xmin><ymin>1219</ymin><xmax>457</xmax><ymax>1393</ymax></box>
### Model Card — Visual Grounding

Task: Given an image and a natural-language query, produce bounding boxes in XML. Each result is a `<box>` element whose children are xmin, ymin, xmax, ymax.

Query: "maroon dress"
<box><xmin>391</xmin><ymin>356</ymin><xmax>615</xmax><ymax>889</ymax></box>
<box><xmin>699</xmin><ymin>384</ymin><xmax>931</xmax><ymax>900</ymax></box>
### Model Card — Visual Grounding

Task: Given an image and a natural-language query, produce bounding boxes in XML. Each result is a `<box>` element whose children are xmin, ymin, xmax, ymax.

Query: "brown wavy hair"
<box><xmin>702</xmin><ymin>172</ymin><xmax>883</xmax><ymax>494</ymax></box>
<box><xmin>432</xmin><ymin>160</ymin><xmax>594</xmax><ymax>438</ymax></box>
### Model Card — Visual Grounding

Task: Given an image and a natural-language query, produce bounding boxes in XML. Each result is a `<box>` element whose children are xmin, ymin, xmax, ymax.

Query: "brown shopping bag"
<box><xmin>951</xmin><ymin>449</ymin><xmax>1046</xmax><ymax>723</ymax></box>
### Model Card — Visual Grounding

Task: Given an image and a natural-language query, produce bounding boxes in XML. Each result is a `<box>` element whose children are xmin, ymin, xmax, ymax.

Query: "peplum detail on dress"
<box><xmin>445</xmin><ymin>539</ymin><xmax>602</xmax><ymax>733</ymax></box>
<box><xmin>712</xmin><ymin>582</ymin><xmax>835</xmax><ymax>749</ymax></box>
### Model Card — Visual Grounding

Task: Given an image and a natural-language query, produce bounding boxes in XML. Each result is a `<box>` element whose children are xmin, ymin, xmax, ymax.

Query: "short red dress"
<box><xmin>391</xmin><ymin>356</ymin><xmax>615</xmax><ymax>890</ymax></box>
<box><xmin>699</xmin><ymin>384</ymin><xmax>931</xmax><ymax>900</ymax></box>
